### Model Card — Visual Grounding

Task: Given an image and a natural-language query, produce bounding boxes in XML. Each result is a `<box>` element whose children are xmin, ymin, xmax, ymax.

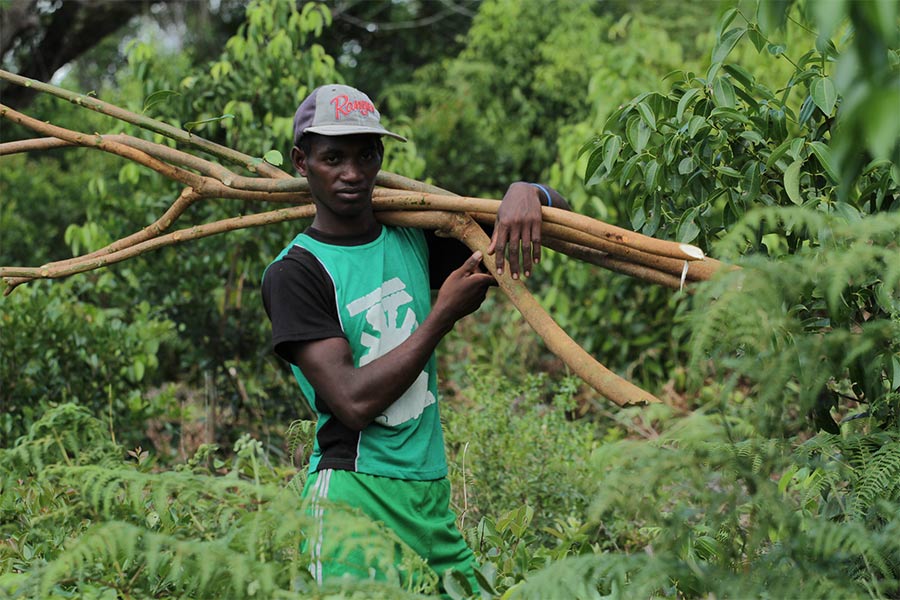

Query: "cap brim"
<box><xmin>304</xmin><ymin>125</ymin><xmax>407</xmax><ymax>142</ymax></box>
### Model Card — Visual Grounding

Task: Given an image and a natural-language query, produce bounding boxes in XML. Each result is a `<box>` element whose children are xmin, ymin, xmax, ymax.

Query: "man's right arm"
<box><xmin>279</xmin><ymin>251</ymin><xmax>495</xmax><ymax>431</ymax></box>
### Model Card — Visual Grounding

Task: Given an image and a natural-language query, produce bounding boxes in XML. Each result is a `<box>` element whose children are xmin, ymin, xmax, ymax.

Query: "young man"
<box><xmin>261</xmin><ymin>84</ymin><xmax>567</xmax><ymax>591</ymax></box>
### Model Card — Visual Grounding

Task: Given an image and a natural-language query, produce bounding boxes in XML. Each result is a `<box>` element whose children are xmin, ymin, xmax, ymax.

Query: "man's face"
<box><xmin>293</xmin><ymin>134</ymin><xmax>382</xmax><ymax>222</ymax></box>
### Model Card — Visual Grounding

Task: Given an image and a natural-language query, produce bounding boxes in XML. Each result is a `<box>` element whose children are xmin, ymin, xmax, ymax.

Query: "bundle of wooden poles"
<box><xmin>0</xmin><ymin>69</ymin><xmax>731</xmax><ymax>407</ymax></box>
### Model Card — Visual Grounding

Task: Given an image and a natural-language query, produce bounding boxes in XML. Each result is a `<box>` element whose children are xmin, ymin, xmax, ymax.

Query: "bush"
<box><xmin>443</xmin><ymin>370</ymin><xmax>601</xmax><ymax>539</ymax></box>
<box><xmin>0</xmin><ymin>279</ymin><xmax>175</xmax><ymax>446</ymax></box>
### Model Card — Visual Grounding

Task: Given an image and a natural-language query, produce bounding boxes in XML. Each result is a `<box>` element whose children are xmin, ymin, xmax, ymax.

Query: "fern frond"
<box><xmin>0</xmin><ymin>403</ymin><xmax>120</xmax><ymax>476</ymax></box>
<box><xmin>849</xmin><ymin>439</ymin><xmax>900</xmax><ymax>518</ymax></box>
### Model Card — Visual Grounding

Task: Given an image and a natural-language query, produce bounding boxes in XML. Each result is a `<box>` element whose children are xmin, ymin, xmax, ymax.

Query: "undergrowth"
<box><xmin>0</xmin><ymin>405</ymin><xmax>434</xmax><ymax>599</ymax></box>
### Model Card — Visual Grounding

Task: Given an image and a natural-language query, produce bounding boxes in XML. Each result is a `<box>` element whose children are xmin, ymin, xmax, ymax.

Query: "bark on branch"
<box><xmin>0</xmin><ymin>69</ymin><xmax>736</xmax><ymax>406</ymax></box>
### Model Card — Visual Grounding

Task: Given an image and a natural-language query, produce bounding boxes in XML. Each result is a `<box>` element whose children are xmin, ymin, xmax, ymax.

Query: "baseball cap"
<box><xmin>292</xmin><ymin>84</ymin><xmax>407</xmax><ymax>145</ymax></box>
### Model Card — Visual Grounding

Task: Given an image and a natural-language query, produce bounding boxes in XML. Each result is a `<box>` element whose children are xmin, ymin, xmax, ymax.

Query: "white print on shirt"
<box><xmin>346</xmin><ymin>277</ymin><xmax>435</xmax><ymax>426</ymax></box>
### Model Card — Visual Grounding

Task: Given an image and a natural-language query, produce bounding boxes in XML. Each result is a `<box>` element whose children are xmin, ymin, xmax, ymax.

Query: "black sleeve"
<box><xmin>261</xmin><ymin>245</ymin><xmax>346</xmax><ymax>364</ymax></box>
<box><xmin>425</xmin><ymin>229</ymin><xmax>486</xmax><ymax>289</ymax></box>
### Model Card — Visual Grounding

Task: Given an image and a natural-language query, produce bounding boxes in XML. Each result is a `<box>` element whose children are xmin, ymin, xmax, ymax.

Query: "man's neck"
<box><xmin>308</xmin><ymin>214</ymin><xmax>382</xmax><ymax>245</ymax></box>
<box><xmin>310</xmin><ymin>210</ymin><xmax>379</xmax><ymax>237</ymax></box>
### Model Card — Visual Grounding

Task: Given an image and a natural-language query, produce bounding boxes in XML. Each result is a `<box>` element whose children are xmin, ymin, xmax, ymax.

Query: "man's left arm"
<box><xmin>487</xmin><ymin>181</ymin><xmax>571</xmax><ymax>279</ymax></box>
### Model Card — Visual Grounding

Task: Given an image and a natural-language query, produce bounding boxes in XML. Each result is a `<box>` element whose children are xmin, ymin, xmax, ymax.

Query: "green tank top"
<box><xmin>276</xmin><ymin>226</ymin><xmax>447</xmax><ymax>480</ymax></box>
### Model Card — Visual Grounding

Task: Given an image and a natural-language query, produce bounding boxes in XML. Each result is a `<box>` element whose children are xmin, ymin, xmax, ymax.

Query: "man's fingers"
<box><xmin>532</xmin><ymin>222</ymin><xmax>542</xmax><ymax>266</ymax></box>
<box><xmin>492</xmin><ymin>228</ymin><xmax>508</xmax><ymax>275</ymax></box>
<box><xmin>487</xmin><ymin>230</ymin><xmax>498</xmax><ymax>255</ymax></box>
<box><xmin>521</xmin><ymin>231</ymin><xmax>534</xmax><ymax>277</ymax></box>
<box><xmin>507</xmin><ymin>237</ymin><xmax>521</xmax><ymax>279</ymax></box>
<box><xmin>470</xmin><ymin>272</ymin><xmax>496</xmax><ymax>286</ymax></box>
<box><xmin>463</xmin><ymin>251</ymin><xmax>484</xmax><ymax>273</ymax></box>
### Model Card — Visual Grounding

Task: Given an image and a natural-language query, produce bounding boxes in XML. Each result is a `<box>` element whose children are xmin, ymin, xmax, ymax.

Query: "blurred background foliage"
<box><xmin>1</xmin><ymin>0</ymin><xmax>898</xmax><ymax>597</ymax></box>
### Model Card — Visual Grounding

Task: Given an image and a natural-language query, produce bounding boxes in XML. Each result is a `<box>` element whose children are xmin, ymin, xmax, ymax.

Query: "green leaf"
<box><xmin>784</xmin><ymin>158</ymin><xmax>804</xmax><ymax>205</ymax></box>
<box><xmin>739</xmin><ymin>130</ymin><xmax>765</xmax><ymax>145</ymax></box>
<box><xmin>142</xmin><ymin>89</ymin><xmax>181</xmax><ymax>114</ymax></box>
<box><xmin>620</xmin><ymin>154</ymin><xmax>642</xmax><ymax>182</ymax></box>
<box><xmin>712</xmin><ymin>27</ymin><xmax>746</xmax><ymax>64</ymax></box>
<box><xmin>663</xmin><ymin>133</ymin><xmax>682</xmax><ymax>165</ymax></box>
<box><xmin>811</xmin><ymin>0</ymin><xmax>847</xmax><ymax>39</ymax></box>
<box><xmin>767</xmin><ymin>43</ymin><xmax>786</xmax><ymax>57</ymax></box>
<box><xmin>832</xmin><ymin>201</ymin><xmax>862</xmax><ymax>222</ymax></box>
<box><xmin>748</xmin><ymin>27</ymin><xmax>766</xmax><ymax>52</ymax></box>
<box><xmin>474</xmin><ymin>564</ymin><xmax>498</xmax><ymax>596</ymax></box>
<box><xmin>778</xmin><ymin>465</ymin><xmax>799</xmax><ymax>494</ymax></box>
<box><xmin>637</xmin><ymin>124</ymin><xmax>652</xmax><ymax>153</ymax></box>
<box><xmin>723</xmin><ymin>64</ymin><xmax>755</xmax><ymax>92</ymax></box>
<box><xmin>743</xmin><ymin>163</ymin><xmax>761</xmax><ymax>202</ymax></box>
<box><xmin>134</xmin><ymin>359</ymin><xmax>145</xmax><ymax>382</ymax></box>
<box><xmin>676</xmin><ymin>208</ymin><xmax>701</xmax><ymax>243</ymax></box>
<box><xmin>183</xmin><ymin>113</ymin><xmax>235</xmax><ymax>133</ymax></box>
<box><xmin>626</xmin><ymin>116</ymin><xmax>640</xmax><ymax>150</ymax></box>
<box><xmin>676</xmin><ymin>87</ymin><xmax>703</xmax><ymax>121</ymax></box>
<box><xmin>442</xmin><ymin>569</ymin><xmax>472</xmax><ymax>600</ymax></box>
<box><xmin>585</xmin><ymin>146</ymin><xmax>605</xmax><ymax>185</ymax></box>
<box><xmin>769</xmin><ymin>108</ymin><xmax>788</xmax><ymax>139</ymax></box>
<box><xmin>798</xmin><ymin>95</ymin><xmax>816</xmax><ymax>124</ymax></box>
<box><xmin>715</xmin><ymin>165</ymin><xmax>742</xmax><ymax>178</ymax></box>
<box><xmin>687</xmin><ymin>115</ymin><xmax>707</xmax><ymax>138</ymax></box>
<box><xmin>793</xmin><ymin>67</ymin><xmax>820</xmax><ymax>86</ymax></box>
<box><xmin>713</xmin><ymin>77</ymin><xmax>736</xmax><ymax>109</ymax></box>
<box><xmin>733</xmin><ymin>85</ymin><xmax>760</xmax><ymax>110</ymax></box>
<box><xmin>603</xmin><ymin>135</ymin><xmax>622</xmax><ymax>175</ymax></box>
<box><xmin>645</xmin><ymin>160</ymin><xmax>660</xmax><ymax>190</ymax></box>
<box><xmin>678</xmin><ymin>156</ymin><xmax>694</xmax><ymax>175</ymax></box>
<box><xmin>810</xmin><ymin>77</ymin><xmax>837</xmax><ymax>116</ymax></box>
<box><xmin>631</xmin><ymin>197</ymin><xmax>647</xmax><ymax>230</ymax></box>
<box><xmin>636</xmin><ymin>102</ymin><xmax>657</xmax><ymax>131</ymax></box>
<box><xmin>789</xmin><ymin>137</ymin><xmax>805</xmax><ymax>160</ymax></box>
<box><xmin>710</xmin><ymin>107</ymin><xmax>751</xmax><ymax>124</ymax></box>
<box><xmin>717</xmin><ymin>7</ymin><xmax>739</xmax><ymax>37</ymax></box>
<box><xmin>645</xmin><ymin>198</ymin><xmax>661</xmax><ymax>236</ymax></box>
<box><xmin>862</xmin><ymin>90</ymin><xmax>900</xmax><ymax>159</ymax></box>
<box><xmin>757</xmin><ymin>0</ymin><xmax>790</xmax><ymax>35</ymax></box>
<box><xmin>766</xmin><ymin>138</ymin><xmax>794</xmax><ymax>168</ymax></box>
<box><xmin>627</xmin><ymin>117</ymin><xmax>651</xmax><ymax>154</ymax></box>
<box><xmin>808</xmin><ymin>141</ymin><xmax>839</xmax><ymax>182</ymax></box>
<box><xmin>262</xmin><ymin>149</ymin><xmax>283</xmax><ymax>166</ymax></box>
<box><xmin>577</xmin><ymin>136</ymin><xmax>602</xmax><ymax>159</ymax></box>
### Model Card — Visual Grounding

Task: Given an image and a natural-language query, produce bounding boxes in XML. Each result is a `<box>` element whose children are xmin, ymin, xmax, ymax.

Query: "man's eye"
<box><xmin>324</xmin><ymin>155</ymin><xmax>340</xmax><ymax>164</ymax></box>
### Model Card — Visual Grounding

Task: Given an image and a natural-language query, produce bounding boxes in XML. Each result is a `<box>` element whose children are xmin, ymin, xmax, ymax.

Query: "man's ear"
<box><xmin>291</xmin><ymin>146</ymin><xmax>307</xmax><ymax>177</ymax></box>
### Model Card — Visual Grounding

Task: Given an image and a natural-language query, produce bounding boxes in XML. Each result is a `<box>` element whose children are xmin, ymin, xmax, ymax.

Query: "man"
<box><xmin>261</xmin><ymin>84</ymin><xmax>567</xmax><ymax>592</ymax></box>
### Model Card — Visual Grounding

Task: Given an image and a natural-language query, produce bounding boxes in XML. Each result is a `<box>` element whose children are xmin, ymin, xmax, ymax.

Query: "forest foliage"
<box><xmin>1</xmin><ymin>0</ymin><xmax>898</xmax><ymax>598</ymax></box>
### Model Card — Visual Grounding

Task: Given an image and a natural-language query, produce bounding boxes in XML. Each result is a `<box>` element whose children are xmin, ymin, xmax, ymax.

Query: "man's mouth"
<box><xmin>336</xmin><ymin>189</ymin><xmax>367</xmax><ymax>199</ymax></box>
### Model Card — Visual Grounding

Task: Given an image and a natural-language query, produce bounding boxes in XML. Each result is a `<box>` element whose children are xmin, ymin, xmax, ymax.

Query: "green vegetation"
<box><xmin>1</xmin><ymin>0</ymin><xmax>898</xmax><ymax>598</ymax></box>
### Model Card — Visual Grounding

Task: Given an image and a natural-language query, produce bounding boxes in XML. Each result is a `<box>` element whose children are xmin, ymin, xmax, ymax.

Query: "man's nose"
<box><xmin>341</xmin><ymin>160</ymin><xmax>365</xmax><ymax>182</ymax></box>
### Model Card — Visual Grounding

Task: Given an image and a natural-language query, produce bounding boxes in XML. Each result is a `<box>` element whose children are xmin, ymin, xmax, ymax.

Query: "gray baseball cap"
<box><xmin>292</xmin><ymin>84</ymin><xmax>407</xmax><ymax>145</ymax></box>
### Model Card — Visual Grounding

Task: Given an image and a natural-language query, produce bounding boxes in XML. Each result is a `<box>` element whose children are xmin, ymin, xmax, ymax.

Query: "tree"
<box><xmin>319</xmin><ymin>0</ymin><xmax>478</xmax><ymax>102</ymax></box>
<box><xmin>0</xmin><ymin>0</ymin><xmax>152</xmax><ymax>108</ymax></box>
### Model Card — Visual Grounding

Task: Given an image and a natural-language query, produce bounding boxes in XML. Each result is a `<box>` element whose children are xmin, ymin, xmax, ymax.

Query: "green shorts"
<box><xmin>301</xmin><ymin>468</ymin><xmax>478</xmax><ymax>593</ymax></box>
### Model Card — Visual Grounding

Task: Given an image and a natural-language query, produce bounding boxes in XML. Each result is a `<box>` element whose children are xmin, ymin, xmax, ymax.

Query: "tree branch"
<box><xmin>0</xmin><ymin>71</ymin><xmax>737</xmax><ymax>407</ymax></box>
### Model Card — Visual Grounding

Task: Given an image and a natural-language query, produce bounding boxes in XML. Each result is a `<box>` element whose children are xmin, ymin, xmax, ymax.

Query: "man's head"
<box><xmin>290</xmin><ymin>85</ymin><xmax>405</xmax><ymax>227</ymax></box>
<box><xmin>292</xmin><ymin>84</ymin><xmax>406</xmax><ymax>149</ymax></box>
<box><xmin>291</xmin><ymin>84</ymin><xmax>405</xmax><ymax>181</ymax></box>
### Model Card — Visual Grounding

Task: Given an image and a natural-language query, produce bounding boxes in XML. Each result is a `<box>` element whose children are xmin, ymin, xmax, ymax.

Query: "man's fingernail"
<box><xmin>525</xmin><ymin>271</ymin><xmax>530</xmax><ymax>277</ymax></box>
<box><xmin>512</xmin><ymin>273</ymin><xmax>518</xmax><ymax>280</ymax></box>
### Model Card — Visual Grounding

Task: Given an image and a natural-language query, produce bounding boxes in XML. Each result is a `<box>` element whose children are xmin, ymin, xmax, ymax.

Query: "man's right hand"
<box><xmin>432</xmin><ymin>251</ymin><xmax>496</xmax><ymax>328</ymax></box>
<box><xmin>286</xmin><ymin>251</ymin><xmax>495</xmax><ymax>431</ymax></box>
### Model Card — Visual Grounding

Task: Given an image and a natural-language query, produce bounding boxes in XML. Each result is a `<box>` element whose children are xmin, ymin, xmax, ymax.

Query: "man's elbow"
<box><xmin>326</xmin><ymin>396</ymin><xmax>373</xmax><ymax>431</ymax></box>
<box><xmin>337</xmin><ymin>411</ymin><xmax>370</xmax><ymax>432</ymax></box>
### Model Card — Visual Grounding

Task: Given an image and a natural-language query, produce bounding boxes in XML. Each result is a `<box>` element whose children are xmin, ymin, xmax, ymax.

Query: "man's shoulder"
<box><xmin>262</xmin><ymin>243</ymin><xmax>328</xmax><ymax>292</ymax></box>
